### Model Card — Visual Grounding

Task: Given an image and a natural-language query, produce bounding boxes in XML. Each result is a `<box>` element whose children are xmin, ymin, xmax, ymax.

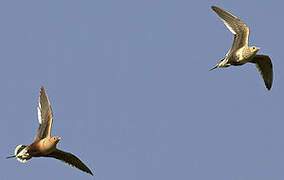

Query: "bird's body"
<box><xmin>7</xmin><ymin>87</ymin><xmax>93</xmax><ymax>176</ymax></box>
<box><xmin>211</xmin><ymin>6</ymin><xmax>273</xmax><ymax>90</ymax></box>
<box><xmin>16</xmin><ymin>137</ymin><xmax>59</xmax><ymax>159</ymax></box>
<box><xmin>216</xmin><ymin>46</ymin><xmax>257</xmax><ymax>67</ymax></box>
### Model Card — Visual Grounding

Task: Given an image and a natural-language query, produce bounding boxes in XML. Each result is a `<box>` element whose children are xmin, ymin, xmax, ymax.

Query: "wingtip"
<box><xmin>266</xmin><ymin>85</ymin><xmax>272</xmax><ymax>91</ymax></box>
<box><xmin>211</xmin><ymin>5</ymin><xmax>218</xmax><ymax>11</ymax></box>
<box><xmin>39</xmin><ymin>86</ymin><xmax>49</xmax><ymax>101</ymax></box>
<box><xmin>77</xmin><ymin>167</ymin><xmax>94</xmax><ymax>176</ymax></box>
<box><xmin>82</xmin><ymin>168</ymin><xmax>94</xmax><ymax>176</ymax></box>
<box><xmin>89</xmin><ymin>170</ymin><xmax>94</xmax><ymax>176</ymax></box>
<box><xmin>40</xmin><ymin>86</ymin><xmax>45</xmax><ymax>92</ymax></box>
<box><xmin>264</xmin><ymin>78</ymin><xmax>272</xmax><ymax>91</ymax></box>
<box><xmin>82</xmin><ymin>164</ymin><xmax>94</xmax><ymax>176</ymax></box>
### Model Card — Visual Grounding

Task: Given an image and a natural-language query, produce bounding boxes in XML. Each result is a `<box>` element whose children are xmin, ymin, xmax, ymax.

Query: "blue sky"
<box><xmin>2</xmin><ymin>0</ymin><xmax>284</xmax><ymax>179</ymax></box>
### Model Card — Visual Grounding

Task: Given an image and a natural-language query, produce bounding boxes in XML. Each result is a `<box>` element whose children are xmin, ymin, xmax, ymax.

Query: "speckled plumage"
<box><xmin>211</xmin><ymin>6</ymin><xmax>273</xmax><ymax>90</ymax></box>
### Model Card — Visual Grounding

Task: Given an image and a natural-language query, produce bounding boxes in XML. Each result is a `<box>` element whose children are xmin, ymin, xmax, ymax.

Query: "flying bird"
<box><xmin>7</xmin><ymin>87</ymin><xmax>94</xmax><ymax>176</ymax></box>
<box><xmin>210</xmin><ymin>6</ymin><xmax>273</xmax><ymax>90</ymax></box>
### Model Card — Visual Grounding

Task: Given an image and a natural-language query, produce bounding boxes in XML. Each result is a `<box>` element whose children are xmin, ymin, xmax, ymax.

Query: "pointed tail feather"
<box><xmin>6</xmin><ymin>155</ymin><xmax>16</xmax><ymax>159</ymax></box>
<box><xmin>209</xmin><ymin>65</ymin><xmax>218</xmax><ymax>71</ymax></box>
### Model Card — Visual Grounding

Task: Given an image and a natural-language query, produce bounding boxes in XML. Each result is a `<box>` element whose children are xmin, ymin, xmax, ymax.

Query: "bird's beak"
<box><xmin>209</xmin><ymin>65</ymin><xmax>218</xmax><ymax>71</ymax></box>
<box><xmin>6</xmin><ymin>155</ymin><xmax>16</xmax><ymax>159</ymax></box>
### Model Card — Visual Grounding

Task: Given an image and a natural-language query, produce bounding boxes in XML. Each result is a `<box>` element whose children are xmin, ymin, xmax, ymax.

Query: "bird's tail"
<box><xmin>209</xmin><ymin>65</ymin><xmax>218</xmax><ymax>71</ymax></box>
<box><xmin>6</xmin><ymin>145</ymin><xmax>32</xmax><ymax>163</ymax></box>
<box><xmin>209</xmin><ymin>58</ymin><xmax>227</xmax><ymax>71</ymax></box>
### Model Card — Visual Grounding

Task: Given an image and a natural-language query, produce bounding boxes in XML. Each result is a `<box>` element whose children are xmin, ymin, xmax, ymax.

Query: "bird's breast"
<box><xmin>28</xmin><ymin>138</ymin><xmax>57</xmax><ymax>156</ymax></box>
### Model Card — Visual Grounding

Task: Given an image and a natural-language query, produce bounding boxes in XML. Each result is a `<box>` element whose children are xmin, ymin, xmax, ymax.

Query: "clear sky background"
<box><xmin>2</xmin><ymin>0</ymin><xmax>284</xmax><ymax>179</ymax></box>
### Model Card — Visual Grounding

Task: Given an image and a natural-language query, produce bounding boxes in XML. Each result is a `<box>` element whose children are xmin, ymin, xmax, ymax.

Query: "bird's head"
<box><xmin>50</xmin><ymin>136</ymin><xmax>61</xmax><ymax>144</ymax></box>
<box><xmin>250</xmin><ymin>46</ymin><xmax>260</xmax><ymax>53</ymax></box>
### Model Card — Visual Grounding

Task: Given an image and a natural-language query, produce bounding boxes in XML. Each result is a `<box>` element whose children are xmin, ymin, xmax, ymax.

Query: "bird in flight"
<box><xmin>210</xmin><ymin>6</ymin><xmax>273</xmax><ymax>90</ymax></box>
<box><xmin>7</xmin><ymin>87</ymin><xmax>94</xmax><ymax>176</ymax></box>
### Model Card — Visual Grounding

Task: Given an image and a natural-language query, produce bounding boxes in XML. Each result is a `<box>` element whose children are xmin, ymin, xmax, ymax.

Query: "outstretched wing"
<box><xmin>211</xmin><ymin>6</ymin><xmax>250</xmax><ymax>54</ymax></box>
<box><xmin>250</xmin><ymin>55</ymin><xmax>273</xmax><ymax>90</ymax></box>
<box><xmin>45</xmin><ymin>149</ymin><xmax>94</xmax><ymax>176</ymax></box>
<box><xmin>34</xmin><ymin>87</ymin><xmax>53</xmax><ymax>141</ymax></box>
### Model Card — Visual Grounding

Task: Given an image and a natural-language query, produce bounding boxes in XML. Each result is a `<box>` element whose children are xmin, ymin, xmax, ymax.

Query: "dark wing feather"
<box><xmin>34</xmin><ymin>87</ymin><xmax>53</xmax><ymax>141</ymax></box>
<box><xmin>45</xmin><ymin>149</ymin><xmax>94</xmax><ymax>176</ymax></box>
<box><xmin>212</xmin><ymin>6</ymin><xmax>249</xmax><ymax>53</ymax></box>
<box><xmin>250</xmin><ymin>55</ymin><xmax>273</xmax><ymax>90</ymax></box>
